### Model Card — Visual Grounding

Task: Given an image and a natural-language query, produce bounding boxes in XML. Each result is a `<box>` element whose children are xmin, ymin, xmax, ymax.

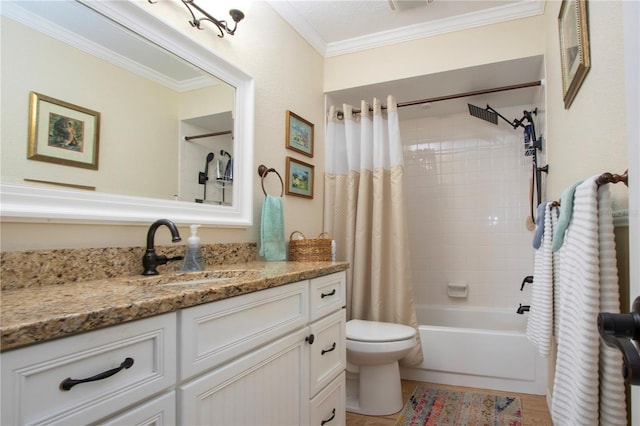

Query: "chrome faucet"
<box><xmin>142</xmin><ymin>219</ymin><xmax>183</xmax><ymax>275</ymax></box>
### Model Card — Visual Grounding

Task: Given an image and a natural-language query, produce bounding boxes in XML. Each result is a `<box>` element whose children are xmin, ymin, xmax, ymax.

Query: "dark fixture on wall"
<box><xmin>149</xmin><ymin>0</ymin><xmax>245</xmax><ymax>38</ymax></box>
<box><xmin>468</xmin><ymin>104</ymin><xmax>549</xmax><ymax>221</ymax></box>
<box><xmin>599</xmin><ymin>296</ymin><xmax>640</xmax><ymax>385</ymax></box>
<box><xmin>520</xmin><ymin>275</ymin><xmax>534</xmax><ymax>291</ymax></box>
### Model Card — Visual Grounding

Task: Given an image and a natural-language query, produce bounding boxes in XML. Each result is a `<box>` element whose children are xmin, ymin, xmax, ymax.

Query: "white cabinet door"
<box><xmin>98</xmin><ymin>391</ymin><xmax>176</xmax><ymax>426</ymax></box>
<box><xmin>179</xmin><ymin>328</ymin><xmax>310</xmax><ymax>426</ymax></box>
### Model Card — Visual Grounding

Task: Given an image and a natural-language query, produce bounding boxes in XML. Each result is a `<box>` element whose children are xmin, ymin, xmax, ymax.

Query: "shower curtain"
<box><xmin>324</xmin><ymin>96</ymin><xmax>422</xmax><ymax>366</ymax></box>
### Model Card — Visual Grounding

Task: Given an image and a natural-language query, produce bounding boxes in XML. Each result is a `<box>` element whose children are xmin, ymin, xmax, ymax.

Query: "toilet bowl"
<box><xmin>345</xmin><ymin>319</ymin><xmax>418</xmax><ymax>416</ymax></box>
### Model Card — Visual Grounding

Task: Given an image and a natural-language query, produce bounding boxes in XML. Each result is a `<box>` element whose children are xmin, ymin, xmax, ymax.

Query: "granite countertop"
<box><xmin>1</xmin><ymin>261</ymin><xmax>349</xmax><ymax>352</ymax></box>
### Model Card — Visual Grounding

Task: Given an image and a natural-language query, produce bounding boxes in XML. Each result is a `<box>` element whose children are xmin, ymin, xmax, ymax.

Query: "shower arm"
<box><xmin>486</xmin><ymin>106</ymin><xmax>524</xmax><ymax>130</ymax></box>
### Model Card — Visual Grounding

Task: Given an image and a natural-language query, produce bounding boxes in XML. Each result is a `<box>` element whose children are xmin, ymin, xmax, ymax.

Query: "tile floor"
<box><xmin>345</xmin><ymin>380</ymin><xmax>553</xmax><ymax>426</ymax></box>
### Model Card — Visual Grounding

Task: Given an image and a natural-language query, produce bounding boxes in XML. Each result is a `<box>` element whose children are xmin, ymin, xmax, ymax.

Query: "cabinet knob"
<box><xmin>305</xmin><ymin>334</ymin><xmax>315</xmax><ymax>344</ymax></box>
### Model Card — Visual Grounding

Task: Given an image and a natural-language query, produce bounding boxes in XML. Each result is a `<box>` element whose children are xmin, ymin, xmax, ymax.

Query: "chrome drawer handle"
<box><xmin>321</xmin><ymin>289</ymin><xmax>336</xmax><ymax>298</ymax></box>
<box><xmin>321</xmin><ymin>342</ymin><xmax>336</xmax><ymax>355</ymax></box>
<box><xmin>59</xmin><ymin>357</ymin><xmax>134</xmax><ymax>391</ymax></box>
<box><xmin>321</xmin><ymin>408</ymin><xmax>336</xmax><ymax>425</ymax></box>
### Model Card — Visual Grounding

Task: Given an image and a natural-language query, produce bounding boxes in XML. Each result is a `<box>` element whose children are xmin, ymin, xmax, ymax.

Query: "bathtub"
<box><xmin>400</xmin><ymin>305</ymin><xmax>547</xmax><ymax>395</ymax></box>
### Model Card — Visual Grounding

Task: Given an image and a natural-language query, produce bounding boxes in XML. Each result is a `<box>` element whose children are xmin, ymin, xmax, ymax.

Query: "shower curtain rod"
<box><xmin>335</xmin><ymin>80</ymin><xmax>542</xmax><ymax>119</ymax></box>
<box><xmin>184</xmin><ymin>130</ymin><xmax>232</xmax><ymax>141</ymax></box>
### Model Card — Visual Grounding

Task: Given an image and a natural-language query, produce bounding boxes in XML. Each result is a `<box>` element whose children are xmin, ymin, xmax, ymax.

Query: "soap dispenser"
<box><xmin>182</xmin><ymin>225</ymin><xmax>204</xmax><ymax>272</ymax></box>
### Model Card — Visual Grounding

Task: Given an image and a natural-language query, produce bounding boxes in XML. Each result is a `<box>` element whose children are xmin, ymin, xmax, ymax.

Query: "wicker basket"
<box><xmin>289</xmin><ymin>231</ymin><xmax>332</xmax><ymax>262</ymax></box>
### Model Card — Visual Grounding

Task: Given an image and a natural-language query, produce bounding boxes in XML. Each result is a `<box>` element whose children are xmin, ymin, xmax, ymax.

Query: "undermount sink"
<box><xmin>125</xmin><ymin>269</ymin><xmax>263</xmax><ymax>287</ymax></box>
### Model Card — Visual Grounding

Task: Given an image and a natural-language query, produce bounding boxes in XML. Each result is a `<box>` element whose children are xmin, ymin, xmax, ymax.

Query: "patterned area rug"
<box><xmin>395</xmin><ymin>386</ymin><xmax>523</xmax><ymax>426</ymax></box>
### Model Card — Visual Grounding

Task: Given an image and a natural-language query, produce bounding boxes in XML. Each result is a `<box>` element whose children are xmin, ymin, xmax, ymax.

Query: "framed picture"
<box><xmin>285</xmin><ymin>156</ymin><xmax>314</xmax><ymax>198</ymax></box>
<box><xmin>285</xmin><ymin>110</ymin><xmax>314</xmax><ymax>157</ymax></box>
<box><xmin>558</xmin><ymin>0</ymin><xmax>590</xmax><ymax>109</ymax></box>
<box><xmin>28</xmin><ymin>92</ymin><xmax>100</xmax><ymax>169</ymax></box>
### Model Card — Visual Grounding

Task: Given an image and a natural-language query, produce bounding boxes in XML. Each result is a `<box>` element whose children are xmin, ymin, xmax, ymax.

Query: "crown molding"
<box><xmin>269</xmin><ymin>1</ymin><xmax>545</xmax><ymax>58</ymax></box>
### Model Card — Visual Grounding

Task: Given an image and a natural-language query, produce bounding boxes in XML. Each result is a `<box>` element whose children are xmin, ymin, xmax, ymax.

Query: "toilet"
<box><xmin>345</xmin><ymin>319</ymin><xmax>418</xmax><ymax>416</ymax></box>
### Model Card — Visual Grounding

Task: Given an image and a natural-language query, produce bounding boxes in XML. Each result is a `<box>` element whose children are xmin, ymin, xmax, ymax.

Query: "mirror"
<box><xmin>0</xmin><ymin>0</ymin><xmax>254</xmax><ymax>226</ymax></box>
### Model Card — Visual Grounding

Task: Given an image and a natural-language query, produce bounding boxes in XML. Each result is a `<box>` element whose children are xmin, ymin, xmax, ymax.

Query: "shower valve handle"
<box><xmin>520</xmin><ymin>275</ymin><xmax>534</xmax><ymax>291</ymax></box>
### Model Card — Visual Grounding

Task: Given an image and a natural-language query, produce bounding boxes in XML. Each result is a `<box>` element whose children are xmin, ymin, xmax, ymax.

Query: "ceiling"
<box><xmin>267</xmin><ymin>0</ymin><xmax>546</xmax><ymax>119</ymax></box>
<box><xmin>267</xmin><ymin>0</ymin><xmax>545</xmax><ymax>57</ymax></box>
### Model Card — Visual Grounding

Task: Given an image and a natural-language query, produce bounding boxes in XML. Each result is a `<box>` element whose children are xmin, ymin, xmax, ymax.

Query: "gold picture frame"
<box><xmin>558</xmin><ymin>0</ymin><xmax>590</xmax><ymax>109</ymax></box>
<box><xmin>28</xmin><ymin>92</ymin><xmax>100</xmax><ymax>169</ymax></box>
<box><xmin>285</xmin><ymin>110</ymin><xmax>314</xmax><ymax>157</ymax></box>
<box><xmin>285</xmin><ymin>156</ymin><xmax>314</xmax><ymax>199</ymax></box>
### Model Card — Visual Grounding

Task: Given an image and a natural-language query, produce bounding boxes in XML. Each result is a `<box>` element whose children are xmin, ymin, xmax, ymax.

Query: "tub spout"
<box><xmin>517</xmin><ymin>304</ymin><xmax>530</xmax><ymax>314</ymax></box>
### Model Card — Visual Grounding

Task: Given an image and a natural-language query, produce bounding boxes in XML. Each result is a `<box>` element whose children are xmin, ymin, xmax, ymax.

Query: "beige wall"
<box><xmin>0</xmin><ymin>2</ymin><xmax>326</xmax><ymax>251</ymax></box>
<box><xmin>544</xmin><ymin>0</ymin><xmax>628</xmax><ymax>209</ymax></box>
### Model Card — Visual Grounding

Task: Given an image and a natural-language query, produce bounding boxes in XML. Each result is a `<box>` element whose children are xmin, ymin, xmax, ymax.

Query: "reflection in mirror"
<box><xmin>0</xmin><ymin>0</ymin><xmax>254</xmax><ymax>226</ymax></box>
<box><xmin>2</xmin><ymin>0</ymin><xmax>232</xmax><ymax>204</ymax></box>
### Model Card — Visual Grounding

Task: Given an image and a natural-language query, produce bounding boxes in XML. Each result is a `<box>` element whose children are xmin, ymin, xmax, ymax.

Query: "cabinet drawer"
<box><xmin>179</xmin><ymin>280</ymin><xmax>309</xmax><ymax>380</ymax></box>
<box><xmin>310</xmin><ymin>372</ymin><xmax>346</xmax><ymax>426</ymax></box>
<box><xmin>1</xmin><ymin>313</ymin><xmax>176</xmax><ymax>426</ymax></box>
<box><xmin>309</xmin><ymin>309</ymin><xmax>346</xmax><ymax>397</ymax></box>
<box><xmin>310</xmin><ymin>272</ymin><xmax>346</xmax><ymax>322</ymax></box>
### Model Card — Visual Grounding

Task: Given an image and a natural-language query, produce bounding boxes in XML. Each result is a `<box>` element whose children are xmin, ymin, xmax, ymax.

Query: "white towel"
<box><xmin>526</xmin><ymin>202</ymin><xmax>556</xmax><ymax>357</ymax></box>
<box><xmin>551</xmin><ymin>177</ymin><xmax>626</xmax><ymax>426</ymax></box>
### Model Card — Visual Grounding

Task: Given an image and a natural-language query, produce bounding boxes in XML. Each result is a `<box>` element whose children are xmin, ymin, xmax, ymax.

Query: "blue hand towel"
<box><xmin>259</xmin><ymin>195</ymin><xmax>286</xmax><ymax>261</ymax></box>
<box><xmin>552</xmin><ymin>180</ymin><xmax>583</xmax><ymax>252</ymax></box>
<box><xmin>532</xmin><ymin>202</ymin><xmax>548</xmax><ymax>250</ymax></box>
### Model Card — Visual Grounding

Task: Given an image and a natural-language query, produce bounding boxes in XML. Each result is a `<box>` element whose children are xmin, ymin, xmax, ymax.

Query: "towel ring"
<box><xmin>258</xmin><ymin>165</ymin><xmax>284</xmax><ymax>197</ymax></box>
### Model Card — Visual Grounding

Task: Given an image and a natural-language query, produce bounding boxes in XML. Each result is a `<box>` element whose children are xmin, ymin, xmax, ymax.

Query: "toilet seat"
<box><xmin>347</xmin><ymin>319</ymin><xmax>416</xmax><ymax>342</ymax></box>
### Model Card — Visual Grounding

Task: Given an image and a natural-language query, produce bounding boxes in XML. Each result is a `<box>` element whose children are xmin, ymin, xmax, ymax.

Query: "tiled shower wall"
<box><xmin>400</xmin><ymin>106</ymin><xmax>537</xmax><ymax>310</ymax></box>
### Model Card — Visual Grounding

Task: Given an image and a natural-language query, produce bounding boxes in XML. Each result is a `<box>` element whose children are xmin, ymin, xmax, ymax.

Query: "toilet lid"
<box><xmin>346</xmin><ymin>319</ymin><xmax>416</xmax><ymax>342</ymax></box>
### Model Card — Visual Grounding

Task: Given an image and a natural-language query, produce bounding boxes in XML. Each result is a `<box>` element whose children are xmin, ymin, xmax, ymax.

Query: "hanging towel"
<box><xmin>526</xmin><ymin>202</ymin><xmax>556</xmax><ymax>357</ymax></box>
<box><xmin>259</xmin><ymin>195</ymin><xmax>286</xmax><ymax>261</ymax></box>
<box><xmin>552</xmin><ymin>180</ymin><xmax>582</xmax><ymax>252</ymax></box>
<box><xmin>550</xmin><ymin>176</ymin><xmax>626</xmax><ymax>426</ymax></box>
<box><xmin>532</xmin><ymin>202</ymin><xmax>548</xmax><ymax>249</ymax></box>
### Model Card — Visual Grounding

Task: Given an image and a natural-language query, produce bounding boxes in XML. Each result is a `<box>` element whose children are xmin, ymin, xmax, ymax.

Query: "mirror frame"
<box><xmin>0</xmin><ymin>0</ymin><xmax>254</xmax><ymax>227</ymax></box>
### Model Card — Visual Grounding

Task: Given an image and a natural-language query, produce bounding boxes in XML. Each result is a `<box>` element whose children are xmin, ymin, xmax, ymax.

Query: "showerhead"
<box><xmin>206</xmin><ymin>152</ymin><xmax>215</xmax><ymax>162</ymax></box>
<box><xmin>468</xmin><ymin>103</ymin><xmax>498</xmax><ymax>125</ymax></box>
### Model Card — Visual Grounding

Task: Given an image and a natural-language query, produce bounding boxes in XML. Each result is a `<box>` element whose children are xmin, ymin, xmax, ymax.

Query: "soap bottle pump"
<box><xmin>182</xmin><ymin>225</ymin><xmax>204</xmax><ymax>272</ymax></box>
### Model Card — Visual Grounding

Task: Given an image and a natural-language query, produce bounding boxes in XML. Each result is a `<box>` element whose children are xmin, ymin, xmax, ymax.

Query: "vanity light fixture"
<box><xmin>149</xmin><ymin>0</ymin><xmax>245</xmax><ymax>38</ymax></box>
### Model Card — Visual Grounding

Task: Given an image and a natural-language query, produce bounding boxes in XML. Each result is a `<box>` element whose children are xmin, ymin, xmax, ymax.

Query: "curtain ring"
<box><xmin>258</xmin><ymin>165</ymin><xmax>284</xmax><ymax>197</ymax></box>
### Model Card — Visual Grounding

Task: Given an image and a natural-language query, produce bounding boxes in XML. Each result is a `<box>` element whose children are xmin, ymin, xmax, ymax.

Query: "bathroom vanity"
<box><xmin>0</xmin><ymin>263</ymin><xmax>347</xmax><ymax>425</ymax></box>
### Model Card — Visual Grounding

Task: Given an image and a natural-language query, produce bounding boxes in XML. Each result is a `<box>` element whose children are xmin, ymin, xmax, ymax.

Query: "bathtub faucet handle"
<box><xmin>520</xmin><ymin>275</ymin><xmax>534</xmax><ymax>291</ymax></box>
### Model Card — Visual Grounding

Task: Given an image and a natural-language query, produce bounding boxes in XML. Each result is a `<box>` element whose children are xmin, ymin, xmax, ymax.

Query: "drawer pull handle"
<box><xmin>321</xmin><ymin>408</ymin><xmax>336</xmax><ymax>425</ymax></box>
<box><xmin>321</xmin><ymin>289</ymin><xmax>336</xmax><ymax>298</ymax></box>
<box><xmin>321</xmin><ymin>342</ymin><xmax>336</xmax><ymax>355</ymax></box>
<box><xmin>306</xmin><ymin>334</ymin><xmax>315</xmax><ymax>344</ymax></box>
<box><xmin>59</xmin><ymin>357</ymin><xmax>134</xmax><ymax>391</ymax></box>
